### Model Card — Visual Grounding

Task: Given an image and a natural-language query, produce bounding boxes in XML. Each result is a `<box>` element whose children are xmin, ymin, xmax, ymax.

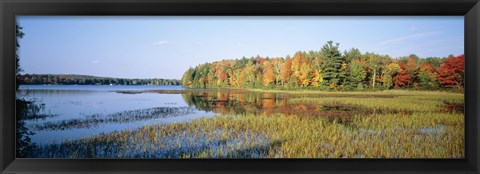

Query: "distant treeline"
<box><xmin>182</xmin><ymin>41</ymin><xmax>464</xmax><ymax>91</ymax></box>
<box><xmin>18</xmin><ymin>74</ymin><xmax>181</xmax><ymax>86</ymax></box>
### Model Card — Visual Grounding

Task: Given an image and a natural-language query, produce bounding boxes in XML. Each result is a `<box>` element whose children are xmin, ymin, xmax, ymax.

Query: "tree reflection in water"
<box><xmin>179</xmin><ymin>89</ymin><xmax>407</xmax><ymax>124</ymax></box>
<box><xmin>181</xmin><ymin>89</ymin><xmax>289</xmax><ymax>116</ymax></box>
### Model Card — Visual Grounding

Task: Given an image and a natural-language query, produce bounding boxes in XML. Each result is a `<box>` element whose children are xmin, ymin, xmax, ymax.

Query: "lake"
<box><xmin>15</xmin><ymin>84</ymin><xmax>409</xmax><ymax>146</ymax></box>
<box><xmin>17</xmin><ymin>85</ymin><xmax>291</xmax><ymax>145</ymax></box>
<box><xmin>17</xmin><ymin>85</ymin><xmax>212</xmax><ymax>145</ymax></box>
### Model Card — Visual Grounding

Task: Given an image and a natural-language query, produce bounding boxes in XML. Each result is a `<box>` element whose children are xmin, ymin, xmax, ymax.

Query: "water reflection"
<box><xmin>178</xmin><ymin>89</ymin><xmax>410</xmax><ymax>124</ymax></box>
<box><xmin>18</xmin><ymin>85</ymin><xmax>208</xmax><ymax>145</ymax></box>
<box><xmin>181</xmin><ymin>89</ymin><xmax>289</xmax><ymax>116</ymax></box>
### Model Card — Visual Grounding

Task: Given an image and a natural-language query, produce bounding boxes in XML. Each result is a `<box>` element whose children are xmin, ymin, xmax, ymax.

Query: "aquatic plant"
<box><xmin>32</xmin><ymin>106</ymin><xmax>197</xmax><ymax>131</ymax></box>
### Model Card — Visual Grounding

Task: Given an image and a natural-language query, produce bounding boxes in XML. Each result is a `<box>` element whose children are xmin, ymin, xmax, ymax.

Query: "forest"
<box><xmin>18</xmin><ymin>74</ymin><xmax>181</xmax><ymax>86</ymax></box>
<box><xmin>181</xmin><ymin>41</ymin><xmax>464</xmax><ymax>91</ymax></box>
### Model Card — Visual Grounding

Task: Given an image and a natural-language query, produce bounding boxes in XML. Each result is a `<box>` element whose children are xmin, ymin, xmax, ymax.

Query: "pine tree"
<box><xmin>320</xmin><ymin>41</ymin><xmax>343</xmax><ymax>89</ymax></box>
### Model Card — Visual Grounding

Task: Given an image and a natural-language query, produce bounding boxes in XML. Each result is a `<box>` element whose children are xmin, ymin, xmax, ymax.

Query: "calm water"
<box><xmin>17</xmin><ymin>85</ymin><xmax>391</xmax><ymax>147</ymax></box>
<box><xmin>18</xmin><ymin>85</ymin><xmax>294</xmax><ymax>145</ymax></box>
<box><xmin>17</xmin><ymin>85</ymin><xmax>214</xmax><ymax>145</ymax></box>
<box><xmin>17</xmin><ymin>85</ymin><xmax>305</xmax><ymax>158</ymax></box>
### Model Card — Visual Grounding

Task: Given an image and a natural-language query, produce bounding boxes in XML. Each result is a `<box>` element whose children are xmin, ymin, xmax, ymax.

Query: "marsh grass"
<box><xmin>28</xmin><ymin>90</ymin><xmax>464</xmax><ymax>158</ymax></box>
<box><xmin>289</xmin><ymin>92</ymin><xmax>463</xmax><ymax>113</ymax></box>
<box><xmin>32</xmin><ymin>106</ymin><xmax>197</xmax><ymax>131</ymax></box>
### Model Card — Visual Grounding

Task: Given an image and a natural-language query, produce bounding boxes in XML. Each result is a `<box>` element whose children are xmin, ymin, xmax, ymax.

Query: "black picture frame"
<box><xmin>1</xmin><ymin>0</ymin><xmax>479</xmax><ymax>173</ymax></box>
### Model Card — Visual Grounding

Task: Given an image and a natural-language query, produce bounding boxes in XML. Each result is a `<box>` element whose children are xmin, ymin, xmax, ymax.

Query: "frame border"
<box><xmin>1</xmin><ymin>0</ymin><xmax>479</xmax><ymax>173</ymax></box>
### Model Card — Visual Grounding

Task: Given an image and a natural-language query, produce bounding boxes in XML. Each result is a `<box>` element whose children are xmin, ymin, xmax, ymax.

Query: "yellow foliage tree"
<box><xmin>311</xmin><ymin>70</ymin><xmax>323</xmax><ymax>87</ymax></box>
<box><xmin>262</xmin><ymin>61</ymin><xmax>275</xmax><ymax>86</ymax></box>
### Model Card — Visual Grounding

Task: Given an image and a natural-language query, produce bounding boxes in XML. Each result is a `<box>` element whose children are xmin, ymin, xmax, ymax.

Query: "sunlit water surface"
<box><xmin>17</xmin><ymin>85</ymin><xmax>215</xmax><ymax>145</ymax></box>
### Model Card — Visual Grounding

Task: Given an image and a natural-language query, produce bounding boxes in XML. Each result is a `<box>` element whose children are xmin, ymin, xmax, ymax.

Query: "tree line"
<box><xmin>182</xmin><ymin>41</ymin><xmax>464</xmax><ymax>91</ymax></box>
<box><xmin>18</xmin><ymin>74</ymin><xmax>181</xmax><ymax>86</ymax></box>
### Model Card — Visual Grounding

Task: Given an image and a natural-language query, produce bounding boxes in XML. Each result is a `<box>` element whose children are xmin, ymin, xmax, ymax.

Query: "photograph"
<box><xmin>15</xmin><ymin>16</ymin><xmax>464</xmax><ymax>159</ymax></box>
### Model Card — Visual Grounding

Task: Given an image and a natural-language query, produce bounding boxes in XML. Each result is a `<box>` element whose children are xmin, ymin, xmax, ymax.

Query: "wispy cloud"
<box><xmin>409</xmin><ymin>26</ymin><xmax>417</xmax><ymax>31</ymax></box>
<box><xmin>153</xmin><ymin>40</ymin><xmax>169</xmax><ymax>46</ymax></box>
<box><xmin>378</xmin><ymin>31</ymin><xmax>442</xmax><ymax>45</ymax></box>
<box><xmin>91</xmin><ymin>60</ymin><xmax>100</xmax><ymax>64</ymax></box>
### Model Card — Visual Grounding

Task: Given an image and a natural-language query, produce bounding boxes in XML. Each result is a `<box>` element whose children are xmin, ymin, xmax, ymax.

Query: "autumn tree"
<box><xmin>243</xmin><ymin>60</ymin><xmax>256</xmax><ymax>88</ymax></box>
<box><xmin>180</xmin><ymin>41</ymin><xmax>463</xmax><ymax>92</ymax></box>
<box><xmin>405</xmin><ymin>56</ymin><xmax>419</xmax><ymax>88</ymax></box>
<box><xmin>215</xmin><ymin>62</ymin><xmax>228</xmax><ymax>87</ymax></box>
<box><xmin>271</xmin><ymin>58</ymin><xmax>283</xmax><ymax>85</ymax></box>
<box><xmin>418</xmin><ymin>62</ymin><xmax>439</xmax><ymax>89</ymax></box>
<box><xmin>253</xmin><ymin>58</ymin><xmax>264</xmax><ymax>88</ymax></box>
<box><xmin>280</xmin><ymin>58</ymin><xmax>293</xmax><ymax>86</ymax></box>
<box><xmin>383</xmin><ymin>62</ymin><xmax>402</xmax><ymax>89</ymax></box>
<box><xmin>437</xmin><ymin>54</ymin><xmax>464</xmax><ymax>90</ymax></box>
<box><xmin>181</xmin><ymin>67</ymin><xmax>195</xmax><ymax>88</ymax></box>
<box><xmin>262</xmin><ymin>61</ymin><xmax>275</xmax><ymax>86</ymax></box>
<box><xmin>207</xmin><ymin>66</ymin><xmax>217</xmax><ymax>88</ymax></box>
<box><xmin>311</xmin><ymin>69</ymin><xmax>323</xmax><ymax>87</ymax></box>
<box><xmin>366</xmin><ymin>53</ymin><xmax>382</xmax><ymax>90</ymax></box>
<box><xmin>291</xmin><ymin>52</ymin><xmax>306</xmax><ymax>86</ymax></box>
<box><xmin>298</xmin><ymin>61</ymin><xmax>313</xmax><ymax>86</ymax></box>
<box><xmin>227</xmin><ymin>61</ymin><xmax>237</xmax><ymax>86</ymax></box>
<box><xmin>392</xmin><ymin>62</ymin><xmax>409</xmax><ymax>89</ymax></box>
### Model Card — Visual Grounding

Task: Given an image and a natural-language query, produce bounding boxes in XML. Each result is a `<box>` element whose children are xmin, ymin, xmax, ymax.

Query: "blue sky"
<box><xmin>17</xmin><ymin>16</ymin><xmax>464</xmax><ymax>79</ymax></box>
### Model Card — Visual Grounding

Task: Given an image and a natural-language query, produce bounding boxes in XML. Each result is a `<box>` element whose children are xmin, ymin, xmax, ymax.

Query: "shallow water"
<box><xmin>17</xmin><ymin>85</ymin><xmax>213</xmax><ymax>145</ymax></box>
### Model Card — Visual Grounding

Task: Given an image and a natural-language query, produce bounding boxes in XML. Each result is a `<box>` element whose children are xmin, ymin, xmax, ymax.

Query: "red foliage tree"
<box><xmin>220</xmin><ymin>72</ymin><xmax>227</xmax><ymax>82</ymax></box>
<box><xmin>437</xmin><ymin>54</ymin><xmax>464</xmax><ymax>89</ymax></box>
<box><xmin>392</xmin><ymin>62</ymin><xmax>410</xmax><ymax>89</ymax></box>
<box><xmin>405</xmin><ymin>56</ymin><xmax>418</xmax><ymax>87</ymax></box>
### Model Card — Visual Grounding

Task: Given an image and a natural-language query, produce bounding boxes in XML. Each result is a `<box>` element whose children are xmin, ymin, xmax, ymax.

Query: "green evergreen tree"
<box><xmin>342</xmin><ymin>48</ymin><xmax>361</xmax><ymax>63</ymax></box>
<box><xmin>320</xmin><ymin>41</ymin><xmax>343</xmax><ymax>89</ymax></box>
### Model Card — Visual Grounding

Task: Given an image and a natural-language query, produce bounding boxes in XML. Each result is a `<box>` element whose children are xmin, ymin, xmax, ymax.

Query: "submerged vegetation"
<box><xmin>32</xmin><ymin>107</ymin><xmax>197</xmax><ymax>131</ymax></box>
<box><xmin>28</xmin><ymin>90</ymin><xmax>464</xmax><ymax>158</ymax></box>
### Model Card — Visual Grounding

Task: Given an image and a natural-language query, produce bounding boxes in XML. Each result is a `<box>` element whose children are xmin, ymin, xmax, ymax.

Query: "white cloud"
<box><xmin>153</xmin><ymin>40</ymin><xmax>169</xmax><ymax>46</ymax></box>
<box><xmin>378</xmin><ymin>31</ymin><xmax>441</xmax><ymax>45</ymax></box>
<box><xmin>409</xmin><ymin>26</ymin><xmax>417</xmax><ymax>31</ymax></box>
<box><xmin>91</xmin><ymin>60</ymin><xmax>100</xmax><ymax>64</ymax></box>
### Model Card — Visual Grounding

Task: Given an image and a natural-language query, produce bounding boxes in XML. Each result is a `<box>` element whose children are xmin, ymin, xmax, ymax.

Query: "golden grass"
<box><xmin>246</xmin><ymin>88</ymin><xmax>463</xmax><ymax>95</ymax></box>
<box><xmin>289</xmin><ymin>91</ymin><xmax>463</xmax><ymax>113</ymax></box>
